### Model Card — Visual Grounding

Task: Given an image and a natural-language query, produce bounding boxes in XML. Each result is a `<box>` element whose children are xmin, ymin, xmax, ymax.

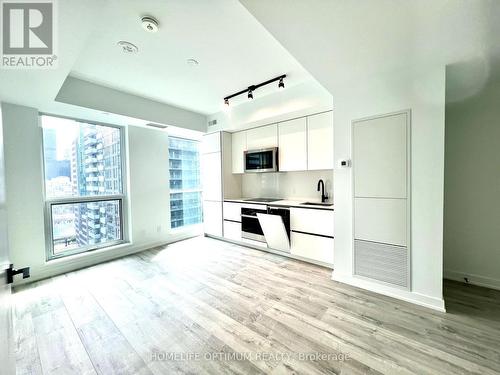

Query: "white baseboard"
<box><xmin>12</xmin><ymin>232</ymin><xmax>200</xmax><ymax>287</ymax></box>
<box><xmin>444</xmin><ymin>269</ymin><xmax>500</xmax><ymax>291</ymax></box>
<box><xmin>331</xmin><ymin>272</ymin><xmax>446</xmax><ymax>312</ymax></box>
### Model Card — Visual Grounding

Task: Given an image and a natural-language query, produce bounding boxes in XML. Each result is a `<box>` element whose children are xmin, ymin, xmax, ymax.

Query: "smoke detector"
<box><xmin>117</xmin><ymin>41</ymin><xmax>138</xmax><ymax>54</ymax></box>
<box><xmin>141</xmin><ymin>16</ymin><xmax>159</xmax><ymax>33</ymax></box>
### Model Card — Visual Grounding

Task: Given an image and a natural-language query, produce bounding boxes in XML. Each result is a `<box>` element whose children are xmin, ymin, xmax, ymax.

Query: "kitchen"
<box><xmin>201</xmin><ymin>109</ymin><xmax>335</xmax><ymax>267</ymax></box>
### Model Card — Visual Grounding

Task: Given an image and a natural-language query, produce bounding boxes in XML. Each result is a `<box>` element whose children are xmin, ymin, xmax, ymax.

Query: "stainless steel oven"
<box><xmin>241</xmin><ymin>206</ymin><xmax>267</xmax><ymax>242</ymax></box>
<box><xmin>244</xmin><ymin>148</ymin><xmax>278</xmax><ymax>173</ymax></box>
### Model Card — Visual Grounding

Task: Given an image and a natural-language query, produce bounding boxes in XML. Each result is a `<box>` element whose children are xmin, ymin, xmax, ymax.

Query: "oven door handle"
<box><xmin>241</xmin><ymin>214</ymin><xmax>259</xmax><ymax>219</ymax></box>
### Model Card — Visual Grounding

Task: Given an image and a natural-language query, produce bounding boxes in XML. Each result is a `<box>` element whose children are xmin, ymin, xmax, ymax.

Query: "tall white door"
<box><xmin>353</xmin><ymin>111</ymin><xmax>410</xmax><ymax>289</ymax></box>
<box><xmin>0</xmin><ymin>107</ymin><xmax>15</xmax><ymax>374</ymax></box>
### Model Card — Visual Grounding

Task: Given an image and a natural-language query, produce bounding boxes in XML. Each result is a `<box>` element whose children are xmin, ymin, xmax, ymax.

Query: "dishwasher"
<box><xmin>257</xmin><ymin>206</ymin><xmax>291</xmax><ymax>252</ymax></box>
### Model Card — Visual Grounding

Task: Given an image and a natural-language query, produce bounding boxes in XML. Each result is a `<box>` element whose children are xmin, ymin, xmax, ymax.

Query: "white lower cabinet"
<box><xmin>223</xmin><ymin>202</ymin><xmax>242</xmax><ymax>222</ymax></box>
<box><xmin>290</xmin><ymin>208</ymin><xmax>334</xmax><ymax>237</ymax></box>
<box><xmin>291</xmin><ymin>232</ymin><xmax>334</xmax><ymax>265</ymax></box>
<box><xmin>203</xmin><ymin>200</ymin><xmax>222</xmax><ymax>237</ymax></box>
<box><xmin>223</xmin><ymin>220</ymin><xmax>241</xmax><ymax>241</ymax></box>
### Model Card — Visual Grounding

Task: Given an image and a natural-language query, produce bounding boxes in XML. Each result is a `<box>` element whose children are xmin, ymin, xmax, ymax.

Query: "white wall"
<box><xmin>237</xmin><ymin>1</ymin><xmax>447</xmax><ymax>310</ymax></box>
<box><xmin>208</xmin><ymin>81</ymin><xmax>332</xmax><ymax>132</ymax></box>
<box><xmin>0</xmin><ymin>103</ymin><xmax>9</xmax><ymax>267</ymax></box>
<box><xmin>1</xmin><ymin>102</ymin><xmax>200</xmax><ymax>285</ymax></box>
<box><xmin>242</xmin><ymin>170</ymin><xmax>332</xmax><ymax>202</ymax></box>
<box><xmin>331</xmin><ymin>66</ymin><xmax>446</xmax><ymax>310</ymax></box>
<box><xmin>444</xmin><ymin>72</ymin><xmax>500</xmax><ymax>290</ymax></box>
<box><xmin>56</xmin><ymin>76</ymin><xmax>207</xmax><ymax>132</ymax></box>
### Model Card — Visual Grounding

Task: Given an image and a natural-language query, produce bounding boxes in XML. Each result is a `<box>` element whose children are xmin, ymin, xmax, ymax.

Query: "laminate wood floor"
<box><xmin>13</xmin><ymin>236</ymin><xmax>500</xmax><ymax>375</ymax></box>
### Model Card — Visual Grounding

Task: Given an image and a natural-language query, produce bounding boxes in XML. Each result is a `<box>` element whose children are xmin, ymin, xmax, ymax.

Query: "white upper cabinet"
<box><xmin>246</xmin><ymin>124</ymin><xmax>278</xmax><ymax>150</ymax></box>
<box><xmin>231</xmin><ymin>131</ymin><xmax>246</xmax><ymax>174</ymax></box>
<box><xmin>278</xmin><ymin>118</ymin><xmax>307</xmax><ymax>171</ymax></box>
<box><xmin>201</xmin><ymin>132</ymin><xmax>220</xmax><ymax>154</ymax></box>
<box><xmin>307</xmin><ymin>111</ymin><xmax>333</xmax><ymax>170</ymax></box>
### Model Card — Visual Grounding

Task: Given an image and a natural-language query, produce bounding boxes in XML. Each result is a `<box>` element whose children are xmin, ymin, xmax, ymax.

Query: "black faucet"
<box><xmin>317</xmin><ymin>179</ymin><xmax>329</xmax><ymax>203</ymax></box>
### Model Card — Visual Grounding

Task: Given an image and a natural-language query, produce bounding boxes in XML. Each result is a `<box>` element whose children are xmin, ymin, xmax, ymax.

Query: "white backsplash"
<box><xmin>241</xmin><ymin>170</ymin><xmax>333</xmax><ymax>202</ymax></box>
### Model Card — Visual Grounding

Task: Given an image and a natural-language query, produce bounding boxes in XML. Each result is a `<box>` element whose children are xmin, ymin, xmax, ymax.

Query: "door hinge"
<box><xmin>6</xmin><ymin>264</ymin><xmax>30</xmax><ymax>284</ymax></box>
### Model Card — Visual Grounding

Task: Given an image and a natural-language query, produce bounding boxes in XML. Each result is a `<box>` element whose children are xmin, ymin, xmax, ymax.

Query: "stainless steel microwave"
<box><xmin>244</xmin><ymin>148</ymin><xmax>278</xmax><ymax>173</ymax></box>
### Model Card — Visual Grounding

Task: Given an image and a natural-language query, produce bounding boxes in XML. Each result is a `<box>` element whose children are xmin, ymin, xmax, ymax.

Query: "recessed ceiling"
<box><xmin>70</xmin><ymin>0</ymin><xmax>315</xmax><ymax>115</ymax></box>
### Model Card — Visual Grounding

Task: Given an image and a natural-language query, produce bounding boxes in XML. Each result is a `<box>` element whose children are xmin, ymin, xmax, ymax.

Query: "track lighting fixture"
<box><xmin>223</xmin><ymin>74</ymin><xmax>286</xmax><ymax>106</ymax></box>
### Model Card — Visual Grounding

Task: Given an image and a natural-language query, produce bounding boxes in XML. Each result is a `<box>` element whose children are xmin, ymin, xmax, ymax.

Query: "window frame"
<box><xmin>40</xmin><ymin>113</ymin><xmax>129</xmax><ymax>261</ymax></box>
<box><xmin>168</xmin><ymin>135</ymin><xmax>203</xmax><ymax>230</ymax></box>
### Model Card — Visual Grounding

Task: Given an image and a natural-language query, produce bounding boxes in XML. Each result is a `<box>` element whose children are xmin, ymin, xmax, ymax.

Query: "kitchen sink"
<box><xmin>302</xmin><ymin>202</ymin><xmax>333</xmax><ymax>206</ymax></box>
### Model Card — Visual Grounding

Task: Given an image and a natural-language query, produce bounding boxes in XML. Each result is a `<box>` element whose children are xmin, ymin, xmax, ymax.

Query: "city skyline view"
<box><xmin>42</xmin><ymin>115</ymin><xmax>123</xmax><ymax>255</ymax></box>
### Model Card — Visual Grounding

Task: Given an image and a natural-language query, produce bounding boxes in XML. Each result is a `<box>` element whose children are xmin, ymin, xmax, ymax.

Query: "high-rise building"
<box><xmin>44</xmin><ymin>128</ymin><xmax>71</xmax><ymax>180</ymax></box>
<box><xmin>71</xmin><ymin>124</ymin><xmax>122</xmax><ymax>247</ymax></box>
<box><xmin>168</xmin><ymin>137</ymin><xmax>202</xmax><ymax>228</ymax></box>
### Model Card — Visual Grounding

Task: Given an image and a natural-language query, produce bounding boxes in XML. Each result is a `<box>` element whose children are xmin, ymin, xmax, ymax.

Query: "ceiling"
<box><xmin>69</xmin><ymin>0</ymin><xmax>314</xmax><ymax>115</ymax></box>
<box><xmin>0</xmin><ymin>0</ymin><xmax>317</xmax><ymax>122</ymax></box>
<box><xmin>2</xmin><ymin>0</ymin><xmax>499</xmax><ymax>125</ymax></box>
<box><xmin>240</xmin><ymin>0</ymin><xmax>500</xmax><ymax>97</ymax></box>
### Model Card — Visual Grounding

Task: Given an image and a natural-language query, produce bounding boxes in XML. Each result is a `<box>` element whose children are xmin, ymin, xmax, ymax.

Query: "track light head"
<box><xmin>278</xmin><ymin>77</ymin><xmax>285</xmax><ymax>89</ymax></box>
<box><xmin>224</xmin><ymin>98</ymin><xmax>229</xmax><ymax>106</ymax></box>
<box><xmin>248</xmin><ymin>90</ymin><xmax>253</xmax><ymax>100</ymax></box>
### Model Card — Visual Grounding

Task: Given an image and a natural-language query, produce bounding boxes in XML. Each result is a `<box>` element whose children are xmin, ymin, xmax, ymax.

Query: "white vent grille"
<box><xmin>354</xmin><ymin>240</ymin><xmax>408</xmax><ymax>288</ymax></box>
<box><xmin>146</xmin><ymin>123</ymin><xmax>168</xmax><ymax>129</ymax></box>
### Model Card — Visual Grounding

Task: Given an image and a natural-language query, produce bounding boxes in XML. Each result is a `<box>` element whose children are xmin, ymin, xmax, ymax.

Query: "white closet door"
<box><xmin>353</xmin><ymin>112</ymin><xmax>407</xmax><ymax>198</ymax></box>
<box><xmin>354</xmin><ymin>198</ymin><xmax>407</xmax><ymax>246</ymax></box>
<box><xmin>352</xmin><ymin>111</ymin><xmax>410</xmax><ymax>289</ymax></box>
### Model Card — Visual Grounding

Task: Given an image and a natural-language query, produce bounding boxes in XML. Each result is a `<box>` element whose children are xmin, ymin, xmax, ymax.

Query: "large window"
<box><xmin>42</xmin><ymin>115</ymin><xmax>126</xmax><ymax>259</ymax></box>
<box><xmin>168</xmin><ymin>137</ymin><xmax>202</xmax><ymax>229</ymax></box>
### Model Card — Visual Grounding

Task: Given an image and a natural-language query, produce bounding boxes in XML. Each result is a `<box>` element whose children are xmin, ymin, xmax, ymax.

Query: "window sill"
<box><xmin>46</xmin><ymin>241</ymin><xmax>131</xmax><ymax>265</ymax></box>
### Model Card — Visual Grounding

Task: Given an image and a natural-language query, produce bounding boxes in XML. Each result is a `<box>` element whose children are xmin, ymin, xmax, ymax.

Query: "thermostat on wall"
<box><xmin>339</xmin><ymin>159</ymin><xmax>351</xmax><ymax>168</ymax></box>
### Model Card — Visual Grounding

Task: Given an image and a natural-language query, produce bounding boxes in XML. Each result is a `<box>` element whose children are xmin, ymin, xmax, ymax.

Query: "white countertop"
<box><xmin>224</xmin><ymin>198</ymin><xmax>334</xmax><ymax>211</ymax></box>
